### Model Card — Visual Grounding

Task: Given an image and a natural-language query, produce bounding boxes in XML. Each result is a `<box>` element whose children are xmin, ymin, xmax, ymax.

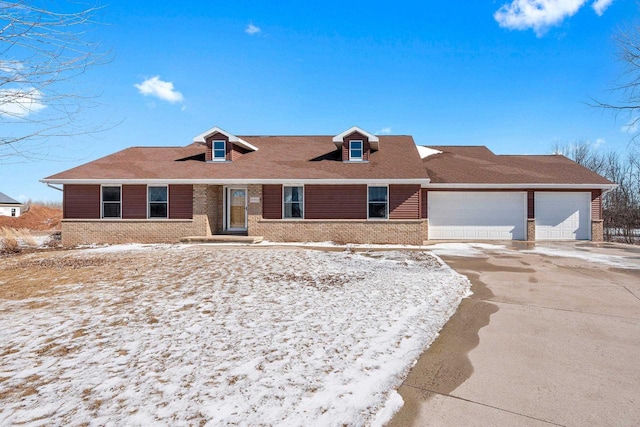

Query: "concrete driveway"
<box><xmin>389</xmin><ymin>241</ymin><xmax>640</xmax><ymax>427</ymax></box>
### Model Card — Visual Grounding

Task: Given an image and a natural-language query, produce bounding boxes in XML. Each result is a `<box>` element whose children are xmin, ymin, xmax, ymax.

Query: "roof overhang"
<box><xmin>192</xmin><ymin>126</ymin><xmax>258</xmax><ymax>152</ymax></box>
<box><xmin>424</xmin><ymin>183</ymin><xmax>618</xmax><ymax>190</ymax></box>
<box><xmin>41</xmin><ymin>178</ymin><xmax>430</xmax><ymax>186</ymax></box>
<box><xmin>332</xmin><ymin>126</ymin><xmax>380</xmax><ymax>150</ymax></box>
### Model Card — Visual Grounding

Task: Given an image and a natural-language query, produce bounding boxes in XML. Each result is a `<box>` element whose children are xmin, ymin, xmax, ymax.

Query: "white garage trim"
<box><xmin>428</xmin><ymin>191</ymin><xmax>527</xmax><ymax>240</ymax></box>
<box><xmin>535</xmin><ymin>192</ymin><xmax>591</xmax><ymax>240</ymax></box>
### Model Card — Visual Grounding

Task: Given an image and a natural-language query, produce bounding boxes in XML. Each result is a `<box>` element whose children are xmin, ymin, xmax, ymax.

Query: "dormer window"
<box><xmin>193</xmin><ymin>126</ymin><xmax>259</xmax><ymax>162</ymax></box>
<box><xmin>333</xmin><ymin>126</ymin><xmax>379</xmax><ymax>163</ymax></box>
<box><xmin>349</xmin><ymin>140</ymin><xmax>363</xmax><ymax>161</ymax></box>
<box><xmin>212</xmin><ymin>140</ymin><xmax>226</xmax><ymax>161</ymax></box>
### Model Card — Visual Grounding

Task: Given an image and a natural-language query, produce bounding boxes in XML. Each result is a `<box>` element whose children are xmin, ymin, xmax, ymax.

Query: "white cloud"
<box><xmin>592</xmin><ymin>0</ymin><xmax>613</xmax><ymax>15</ymax></box>
<box><xmin>376</xmin><ymin>127</ymin><xmax>392</xmax><ymax>135</ymax></box>
<box><xmin>0</xmin><ymin>88</ymin><xmax>46</xmax><ymax>118</ymax></box>
<box><xmin>621</xmin><ymin>117</ymin><xmax>639</xmax><ymax>134</ymax></box>
<box><xmin>245</xmin><ymin>24</ymin><xmax>261</xmax><ymax>35</ymax></box>
<box><xmin>494</xmin><ymin>0</ymin><xmax>613</xmax><ymax>36</ymax></box>
<box><xmin>0</xmin><ymin>60</ymin><xmax>25</xmax><ymax>76</ymax></box>
<box><xmin>134</xmin><ymin>76</ymin><xmax>184</xmax><ymax>103</ymax></box>
<box><xmin>593</xmin><ymin>138</ymin><xmax>606</xmax><ymax>149</ymax></box>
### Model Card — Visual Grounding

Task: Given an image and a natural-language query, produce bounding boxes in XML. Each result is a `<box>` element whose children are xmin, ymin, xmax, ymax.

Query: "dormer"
<box><xmin>193</xmin><ymin>126</ymin><xmax>258</xmax><ymax>162</ymax></box>
<box><xmin>332</xmin><ymin>126</ymin><xmax>379</xmax><ymax>162</ymax></box>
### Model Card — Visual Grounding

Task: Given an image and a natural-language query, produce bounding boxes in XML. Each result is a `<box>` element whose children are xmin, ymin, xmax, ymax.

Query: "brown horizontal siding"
<box><xmin>591</xmin><ymin>190</ymin><xmax>602</xmax><ymax>221</ymax></box>
<box><xmin>122</xmin><ymin>185</ymin><xmax>147</xmax><ymax>219</ymax></box>
<box><xmin>389</xmin><ymin>185</ymin><xmax>420</xmax><ymax>219</ymax></box>
<box><xmin>64</xmin><ymin>184</ymin><xmax>100</xmax><ymax>219</ymax></box>
<box><xmin>305</xmin><ymin>185</ymin><xmax>367</xmax><ymax>219</ymax></box>
<box><xmin>527</xmin><ymin>190</ymin><xmax>535</xmax><ymax>219</ymax></box>
<box><xmin>421</xmin><ymin>189</ymin><xmax>428</xmax><ymax>219</ymax></box>
<box><xmin>263</xmin><ymin>185</ymin><xmax>283</xmax><ymax>219</ymax></box>
<box><xmin>169</xmin><ymin>185</ymin><xmax>193</xmax><ymax>219</ymax></box>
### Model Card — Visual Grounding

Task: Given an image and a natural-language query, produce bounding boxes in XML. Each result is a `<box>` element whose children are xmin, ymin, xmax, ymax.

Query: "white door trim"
<box><xmin>224</xmin><ymin>186</ymin><xmax>248</xmax><ymax>231</ymax></box>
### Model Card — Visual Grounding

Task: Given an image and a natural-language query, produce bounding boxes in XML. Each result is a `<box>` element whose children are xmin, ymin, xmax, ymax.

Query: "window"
<box><xmin>212</xmin><ymin>140</ymin><xmax>226</xmax><ymax>161</ymax></box>
<box><xmin>10</xmin><ymin>208</ymin><xmax>16</xmax><ymax>217</ymax></box>
<box><xmin>368</xmin><ymin>186</ymin><xmax>388</xmax><ymax>219</ymax></box>
<box><xmin>148</xmin><ymin>186</ymin><xmax>168</xmax><ymax>218</ymax></box>
<box><xmin>284</xmin><ymin>186</ymin><xmax>304</xmax><ymax>218</ymax></box>
<box><xmin>349</xmin><ymin>140</ymin><xmax>363</xmax><ymax>161</ymax></box>
<box><xmin>102</xmin><ymin>186</ymin><xmax>121</xmax><ymax>218</ymax></box>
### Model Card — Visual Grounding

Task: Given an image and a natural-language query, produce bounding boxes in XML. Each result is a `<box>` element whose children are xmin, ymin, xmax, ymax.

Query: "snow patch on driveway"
<box><xmin>523</xmin><ymin>246</ymin><xmax>640</xmax><ymax>270</ymax></box>
<box><xmin>0</xmin><ymin>246</ymin><xmax>471</xmax><ymax>426</ymax></box>
<box><xmin>427</xmin><ymin>242</ymin><xmax>508</xmax><ymax>258</ymax></box>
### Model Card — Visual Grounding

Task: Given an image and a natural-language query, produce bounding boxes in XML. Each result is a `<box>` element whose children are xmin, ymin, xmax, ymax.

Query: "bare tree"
<box><xmin>554</xmin><ymin>142</ymin><xmax>640</xmax><ymax>244</ymax></box>
<box><xmin>552</xmin><ymin>140</ymin><xmax>607</xmax><ymax>174</ymax></box>
<box><xmin>0</xmin><ymin>1</ymin><xmax>108</xmax><ymax>161</ymax></box>
<box><xmin>592</xmin><ymin>24</ymin><xmax>640</xmax><ymax>137</ymax></box>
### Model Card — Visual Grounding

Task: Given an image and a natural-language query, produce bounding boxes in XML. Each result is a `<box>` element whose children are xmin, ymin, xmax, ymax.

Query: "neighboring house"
<box><xmin>0</xmin><ymin>192</ymin><xmax>23</xmax><ymax>217</ymax></box>
<box><xmin>41</xmin><ymin>126</ymin><xmax>616</xmax><ymax>245</ymax></box>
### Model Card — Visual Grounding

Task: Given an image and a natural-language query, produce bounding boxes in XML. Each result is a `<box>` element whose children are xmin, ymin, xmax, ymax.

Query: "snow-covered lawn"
<box><xmin>0</xmin><ymin>245</ymin><xmax>470</xmax><ymax>426</ymax></box>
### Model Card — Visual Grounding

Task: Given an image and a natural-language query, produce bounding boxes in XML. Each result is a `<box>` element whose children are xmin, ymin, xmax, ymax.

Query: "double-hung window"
<box><xmin>284</xmin><ymin>186</ymin><xmax>304</xmax><ymax>218</ymax></box>
<box><xmin>102</xmin><ymin>186</ymin><xmax>121</xmax><ymax>218</ymax></box>
<box><xmin>368</xmin><ymin>186</ymin><xmax>388</xmax><ymax>219</ymax></box>
<box><xmin>148</xmin><ymin>186</ymin><xmax>168</xmax><ymax>218</ymax></box>
<box><xmin>349</xmin><ymin>140</ymin><xmax>363</xmax><ymax>161</ymax></box>
<box><xmin>212</xmin><ymin>140</ymin><xmax>226</xmax><ymax>161</ymax></box>
<box><xmin>10</xmin><ymin>208</ymin><xmax>16</xmax><ymax>217</ymax></box>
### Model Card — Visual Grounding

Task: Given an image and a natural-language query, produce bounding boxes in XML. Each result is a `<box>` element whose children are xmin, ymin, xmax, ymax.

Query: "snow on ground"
<box><xmin>0</xmin><ymin>245</ymin><xmax>471</xmax><ymax>426</ymax></box>
<box><xmin>426</xmin><ymin>242</ymin><xmax>508</xmax><ymax>258</ymax></box>
<box><xmin>522</xmin><ymin>245</ymin><xmax>640</xmax><ymax>270</ymax></box>
<box><xmin>427</xmin><ymin>242</ymin><xmax>640</xmax><ymax>270</ymax></box>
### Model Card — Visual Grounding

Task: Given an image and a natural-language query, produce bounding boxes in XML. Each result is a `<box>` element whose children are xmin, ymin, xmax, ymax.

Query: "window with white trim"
<box><xmin>10</xmin><ymin>208</ymin><xmax>16</xmax><ymax>217</ymax></box>
<box><xmin>368</xmin><ymin>186</ymin><xmax>388</xmax><ymax>219</ymax></box>
<box><xmin>284</xmin><ymin>186</ymin><xmax>304</xmax><ymax>218</ymax></box>
<box><xmin>102</xmin><ymin>186</ymin><xmax>121</xmax><ymax>218</ymax></box>
<box><xmin>349</xmin><ymin>140</ymin><xmax>363</xmax><ymax>161</ymax></box>
<box><xmin>212</xmin><ymin>140</ymin><xmax>226</xmax><ymax>161</ymax></box>
<box><xmin>148</xmin><ymin>186</ymin><xmax>168</xmax><ymax>218</ymax></box>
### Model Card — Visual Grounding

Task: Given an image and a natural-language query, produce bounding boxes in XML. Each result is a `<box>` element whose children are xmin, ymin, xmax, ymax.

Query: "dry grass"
<box><xmin>0</xmin><ymin>250</ymin><xmax>136</xmax><ymax>300</ymax></box>
<box><xmin>0</xmin><ymin>227</ymin><xmax>60</xmax><ymax>256</ymax></box>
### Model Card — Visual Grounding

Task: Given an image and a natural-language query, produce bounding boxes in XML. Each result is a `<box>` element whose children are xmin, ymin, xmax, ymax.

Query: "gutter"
<box><xmin>40</xmin><ymin>178</ymin><xmax>432</xmax><ymax>186</ymax></box>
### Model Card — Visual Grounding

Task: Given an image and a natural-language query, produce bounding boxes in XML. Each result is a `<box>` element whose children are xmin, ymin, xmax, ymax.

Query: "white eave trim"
<box><xmin>192</xmin><ymin>126</ymin><xmax>258</xmax><ymax>152</ymax></box>
<box><xmin>41</xmin><ymin>178</ymin><xmax>431</xmax><ymax>186</ymax></box>
<box><xmin>332</xmin><ymin>126</ymin><xmax>380</xmax><ymax>150</ymax></box>
<box><xmin>424</xmin><ymin>183</ymin><xmax>618</xmax><ymax>190</ymax></box>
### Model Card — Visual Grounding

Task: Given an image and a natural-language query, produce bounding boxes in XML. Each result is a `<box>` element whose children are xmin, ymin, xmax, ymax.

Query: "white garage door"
<box><xmin>535</xmin><ymin>192</ymin><xmax>590</xmax><ymax>240</ymax></box>
<box><xmin>429</xmin><ymin>192</ymin><xmax>526</xmax><ymax>240</ymax></box>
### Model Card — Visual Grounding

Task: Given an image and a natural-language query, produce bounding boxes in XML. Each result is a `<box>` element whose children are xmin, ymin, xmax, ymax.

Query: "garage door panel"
<box><xmin>429</xmin><ymin>192</ymin><xmax>526</xmax><ymax>240</ymax></box>
<box><xmin>535</xmin><ymin>192</ymin><xmax>590</xmax><ymax>240</ymax></box>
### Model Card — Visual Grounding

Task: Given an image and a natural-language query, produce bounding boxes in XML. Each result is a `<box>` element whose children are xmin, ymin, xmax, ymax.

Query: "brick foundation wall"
<box><xmin>252</xmin><ymin>219</ymin><xmax>426</xmax><ymax>245</ymax></box>
<box><xmin>421</xmin><ymin>219</ymin><xmax>429</xmax><ymax>242</ymax></box>
<box><xmin>591</xmin><ymin>220</ymin><xmax>604</xmax><ymax>242</ymax></box>
<box><xmin>527</xmin><ymin>219</ymin><xmax>536</xmax><ymax>241</ymax></box>
<box><xmin>62</xmin><ymin>219</ymin><xmax>208</xmax><ymax>245</ymax></box>
<box><xmin>62</xmin><ymin>184</ymin><xmax>210</xmax><ymax>245</ymax></box>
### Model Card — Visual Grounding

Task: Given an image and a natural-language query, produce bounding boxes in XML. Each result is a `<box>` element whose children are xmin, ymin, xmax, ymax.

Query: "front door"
<box><xmin>227</xmin><ymin>188</ymin><xmax>247</xmax><ymax>231</ymax></box>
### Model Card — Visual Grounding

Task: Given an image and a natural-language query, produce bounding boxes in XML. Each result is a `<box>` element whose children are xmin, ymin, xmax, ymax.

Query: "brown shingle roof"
<box><xmin>423</xmin><ymin>146</ymin><xmax>614</xmax><ymax>185</ymax></box>
<box><xmin>44</xmin><ymin>136</ymin><xmax>428</xmax><ymax>182</ymax></box>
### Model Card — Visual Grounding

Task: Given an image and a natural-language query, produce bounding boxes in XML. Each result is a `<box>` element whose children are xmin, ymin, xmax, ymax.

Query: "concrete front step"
<box><xmin>180</xmin><ymin>235</ymin><xmax>264</xmax><ymax>244</ymax></box>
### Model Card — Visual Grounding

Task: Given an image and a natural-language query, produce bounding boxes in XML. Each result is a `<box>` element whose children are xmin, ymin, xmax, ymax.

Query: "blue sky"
<box><xmin>1</xmin><ymin>0</ymin><xmax>639</xmax><ymax>201</ymax></box>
